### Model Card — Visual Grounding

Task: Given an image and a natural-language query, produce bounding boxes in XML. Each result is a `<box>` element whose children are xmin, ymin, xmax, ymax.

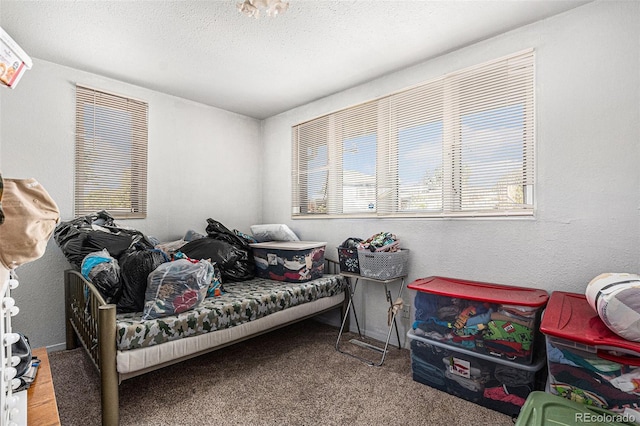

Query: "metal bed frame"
<box><xmin>64</xmin><ymin>259</ymin><xmax>347</xmax><ymax>426</ymax></box>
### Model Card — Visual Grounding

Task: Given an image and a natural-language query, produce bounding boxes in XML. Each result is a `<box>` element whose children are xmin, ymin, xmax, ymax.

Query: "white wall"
<box><xmin>0</xmin><ymin>59</ymin><xmax>263</xmax><ymax>349</ymax></box>
<box><xmin>261</xmin><ymin>1</ymin><xmax>640</xmax><ymax>344</ymax></box>
<box><xmin>0</xmin><ymin>0</ymin><xmax>638</xmax><ymax>351</ymax></box>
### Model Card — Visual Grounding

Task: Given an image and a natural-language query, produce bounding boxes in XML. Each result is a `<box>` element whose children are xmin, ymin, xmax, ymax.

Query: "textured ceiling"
<box><xmin>0</xmin><ymin>0</ymin><xmax>589</xmax><ymax>119</ymax></box>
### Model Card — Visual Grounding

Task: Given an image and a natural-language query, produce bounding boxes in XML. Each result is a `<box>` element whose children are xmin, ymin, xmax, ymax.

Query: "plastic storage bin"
<box><xmin>250</xmin><ymin>241</ymin><xmax>326</xmax><ymax>282</ymax></box>
<box><xmin>337</xmin><ymin>246</ymin><xmax>360</xmax><ymax>274</ymax></box>
<box><xmin>408</xmin><ymin>276</ymin><xmax>549</xmax><ymax>365</ymax></box>
<box><xmin>515</xmin><ymin>391</ymin><xmax>636</xmax><ymax>426</ymax></box>
<box><xmin>540</xmin><ymin>291</ymin><xmax>640</xmax><ymax>413</ymax></box>
<box><xmin>408</xmin><ymin>330</ymin><xmax>546</xmax><ymax>417</ymax></box>
<box><xmin>357</xmin><ymin>249</ymin><xmax>409</xmax><ymax>280</ymax></box>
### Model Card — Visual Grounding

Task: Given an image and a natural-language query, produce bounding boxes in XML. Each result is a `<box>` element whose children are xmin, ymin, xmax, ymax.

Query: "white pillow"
<box><xmin>586</xmin><ymin>272</ymin><xmax>640</xmax><ymax>342</ymax></box>
<box><xmin>250</xmin><ymin>224</ymin><xmax>300</xmax><ymax>242</ymax></box>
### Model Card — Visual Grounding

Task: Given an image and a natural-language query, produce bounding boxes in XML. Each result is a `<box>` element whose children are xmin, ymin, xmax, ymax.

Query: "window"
<box><xmin>75</xmin><ymin>85</ymin><xmax>148</xmax><ymax>218</ymax></box>
<box><xmin>292</xmin><ymin>49</ymin><xmax>534</xmax><ymax>218</ymax></box>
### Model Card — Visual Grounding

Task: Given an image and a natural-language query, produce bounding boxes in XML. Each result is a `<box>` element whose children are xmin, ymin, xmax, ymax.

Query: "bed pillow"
<box><xmin>586</xmin><ymin>272</ymin><xmax>640</xmax><ymax>342</ymax></box>
<box><xmin>250</xmin><ymin>224</ymin><xmax>300</xmax><ymax>242</ymax></box>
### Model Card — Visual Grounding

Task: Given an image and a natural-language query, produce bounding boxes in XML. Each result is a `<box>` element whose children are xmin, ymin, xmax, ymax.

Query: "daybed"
<box><xmin>64</xmin><ymin>259</ymin><xmax>347</xmax><ymax>426</ymax></box>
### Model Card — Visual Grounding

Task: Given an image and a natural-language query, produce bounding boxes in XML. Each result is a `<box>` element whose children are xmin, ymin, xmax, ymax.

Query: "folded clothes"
<box><xmin>437</xmin><ymin>305</ymin><xmax>461</xmax><ymax>321</ymax></box>
<box><xmin>445</xmin><ymin>370</ymin><xmax>485</xmax><ymax>392</ymax></box>
<box><xmin>499</xmin><ymin>304</ymin><xmax>538</xmax><ymax>317</ymax></box>
<box><xmin>454</xmin><ymin>306</ymin><xmax>477</xmax><ymax>329</ymax></box>
<box><xmin>484</xmin><ymin>386</ymin><xmax>526</xmax><ymax>406</ymax></box>
<box><xmin>559</xmin><ymin>347</ymin><xmax>621</xmax><ymax>374</ymax></box>
<box><xmin>466</xmin><ymin>310</ymin><xmax>492</xmax><ymax>327</ymax></box>
<box><xmin>411</xmin><ymin>354</ymin><xmax>447</xmax><ymax>388</ymax></box>
<box><xmin>494</xmin><ymin>364</ymin><xmax>535</xmax><ymax>390</ymax></box>
<box><xmin>446</xmin><ymin>375</ymin><xmax>484</xmax><ymax>402</ymax></box>
<box><xmin>547</xmin><ymin>341</ymin><xmax>579</xmax><ymax>367</ymax></box>
<box><xmin>484</xmin><ymin>320</ymin><xmax>533</xmax><ymax>351</ymax></box>
<box><xmin>484</xmin><ymin>340</ymin><xmax>527</xmax><ymax>359</ymax></box>
<box><xmin>610</xmin><ymin>370</ymin><xmax>640</xmax><ymax>393</ymax></box>
<box><xmin>414</xmin><ymin>318</ymin><xmax>453</xmax><ymax>336</ymax></box>
<box><xmin>412</xmin><ymin>290</ymin><xmax>540</xmax><ymax>360</ymax></box>
<box><xmin>551</xmin><ymin>364</ymin><xmax>640</xmax><ymax>408</ymax></box>
<box><xmin>490</xmin><ymin>311</ymin><xmax>532</xmax><ymax>328</ymax></box>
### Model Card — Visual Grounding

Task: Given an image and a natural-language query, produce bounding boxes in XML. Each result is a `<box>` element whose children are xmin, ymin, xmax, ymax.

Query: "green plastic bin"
<box><xmin>515</xmin><ymin>392</ymin><xmax>637</xmax><ymax>426</ymax></box>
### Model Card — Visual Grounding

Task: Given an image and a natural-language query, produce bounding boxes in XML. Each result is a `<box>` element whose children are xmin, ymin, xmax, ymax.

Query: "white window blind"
<box><xmin>75</xmin><ymin>85</ymin><xmax>148</xmax><ymax>219</ymax></box>
<box><xmin>292</xmin><ymin>49</ymin><xmax>535</xmax><ymax>218</ymax></box>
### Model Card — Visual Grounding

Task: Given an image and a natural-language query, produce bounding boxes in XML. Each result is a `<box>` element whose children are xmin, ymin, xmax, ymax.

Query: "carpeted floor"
<box><xmin>49</xmin><ymin>320</ymin><xmax>515</xmax><ymax>425</ymax></box>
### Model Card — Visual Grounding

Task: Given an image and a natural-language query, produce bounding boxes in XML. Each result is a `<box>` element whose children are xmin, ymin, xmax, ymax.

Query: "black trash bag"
<box><xmin>54</xmin><ymin>210</ymin><xmax>154</xmax><ymax>270</ymax></box>
<box><xmin>81</xmin><ymin>249</ymin><xmax>122</xmax><ymax>304</ymax></box>
<box><xmin>180</xmin><ymin>237</ymin><xmax>254</xmax><ymax>282</ymax></box>
<box><xmin>205</xmin><ymin>218</ymin><xmax>252</xmax><ymax>249</ymax></box>
<box><xmin>117</xmin><ymin>248</ymin><xmax>170</xmax><ymax>313</ymax></box>
<box><xmin>201</xmin><ymin>218</ymin><xmax>255</xmax><ymax>281</ymax></box>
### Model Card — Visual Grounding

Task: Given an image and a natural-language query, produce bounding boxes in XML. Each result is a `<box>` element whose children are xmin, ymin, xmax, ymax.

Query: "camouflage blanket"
<box><xmin>115</xmin><ymin>274</ymin><xmax>346</xmax><ymax>351</ymax></box>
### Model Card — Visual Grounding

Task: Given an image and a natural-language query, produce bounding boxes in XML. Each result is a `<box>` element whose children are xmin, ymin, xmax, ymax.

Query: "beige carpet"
<box><xmin>49</xmin><ymin>320</ymin><xmax>515</xmax><ymax>426</ymax></box>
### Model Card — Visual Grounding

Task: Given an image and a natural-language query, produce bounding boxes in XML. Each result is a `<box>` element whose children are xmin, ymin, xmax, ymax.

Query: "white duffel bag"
<box><xmin>585</xmin><ymin>272</ymin><xmax>640</xmax><ymax>342</ymax></box>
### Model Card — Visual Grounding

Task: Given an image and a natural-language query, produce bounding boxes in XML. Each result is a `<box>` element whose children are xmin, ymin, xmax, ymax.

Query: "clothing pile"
<box><xmin>548</xmin><ymin>340</ymin><xmax>640</xmax><ymax>411</ymax></box>
<box><xmin>413</xmin><ymin>291</ymin><xmax>538</xmax><ymax>362</ymax></box>
<box><xmin>338</xmin><ymin>232</ymin><xmax>403</xmax><ymax>276</ymax></box>
<box><xmin>142</xmin><ymin>258</ymin><xmax>213</xmax><ymax>320</ymax></box>
<box><xmin>55</xmin><ymin>213</ymin><xmax>251</xmax><ymax>318</ymax></box>
<box><xmin>357</xmin><ymin>232</ymin><xmax>400</xmax><ymax>252</ymax></box>
<box><xmin>252</xmin><ymin>246</ymin><xmax>325</xmax><ymax>282</ymax></box>
<box><xmin>411</xmin><ymin>337</ymin><xmax>540</xmax><ymax>416</ymax></box>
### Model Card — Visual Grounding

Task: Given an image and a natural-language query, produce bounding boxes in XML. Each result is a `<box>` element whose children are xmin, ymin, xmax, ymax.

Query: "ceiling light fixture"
<box><xmin>237</xmin><ymin>0</ymin><xmax>289</xmax><ymax>18</ymax></box>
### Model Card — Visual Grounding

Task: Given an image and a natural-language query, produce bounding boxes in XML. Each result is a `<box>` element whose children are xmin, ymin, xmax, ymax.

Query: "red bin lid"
<box><xmin>540</xmin><ymin>291</ymin><xmax>640</xmax><ymax>353</ymax></box>
<box><xmin>407</xmin><ymin>276</ymin><xmax>549</xmax><ymax>307</ymax></box>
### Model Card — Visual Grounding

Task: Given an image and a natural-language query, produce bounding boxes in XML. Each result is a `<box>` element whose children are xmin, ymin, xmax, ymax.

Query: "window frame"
<box><xmin>74</xmin><ymin>84</ymin><xmax>149</xmax><ymax>219</ymax></box>
<box><xmin>291</xmin><ymin>49</ymin><xmax>535</xmax><ymax>219</ymax></box>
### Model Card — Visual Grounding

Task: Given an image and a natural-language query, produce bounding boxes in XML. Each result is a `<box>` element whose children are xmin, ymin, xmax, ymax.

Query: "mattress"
<box><xmin>116</xmin><ymin>291</ymin><xmax>345</xmax><ymax>376</ymax></box>
<box><xmin>115</xmin><ymin>274</ymin><xmax>346</xmax><ymax>351</ymax></box>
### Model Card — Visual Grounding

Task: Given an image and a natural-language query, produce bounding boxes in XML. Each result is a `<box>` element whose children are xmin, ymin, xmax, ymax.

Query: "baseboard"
<box><xmin>45</xmin><ymin>342</ymin><xmax>67</xmax><ymax>353</ymax></box>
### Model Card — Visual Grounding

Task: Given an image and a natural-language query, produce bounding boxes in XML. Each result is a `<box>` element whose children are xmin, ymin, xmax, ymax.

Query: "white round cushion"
<box><xmin>585</xmin><ymin>272</ymin><xmax>640</xmax><ymax>342</ymax></box>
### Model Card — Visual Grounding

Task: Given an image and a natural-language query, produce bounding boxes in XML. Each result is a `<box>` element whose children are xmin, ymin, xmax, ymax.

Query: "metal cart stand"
<box><xmin>335</xmin><ymin>272</ymin><xmax>406</xmax><ymax>366</ymax></box>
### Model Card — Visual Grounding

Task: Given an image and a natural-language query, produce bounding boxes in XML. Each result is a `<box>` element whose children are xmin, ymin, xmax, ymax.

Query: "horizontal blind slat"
<box><xmin>75</xmin><ymin>84</ymin><xmax>148</xmax><ymax>218</ymax></box>
<box><xmin>292</xmin><ymin>50</ymin><xmax>534</xmax><ymax>218</ymax></box>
